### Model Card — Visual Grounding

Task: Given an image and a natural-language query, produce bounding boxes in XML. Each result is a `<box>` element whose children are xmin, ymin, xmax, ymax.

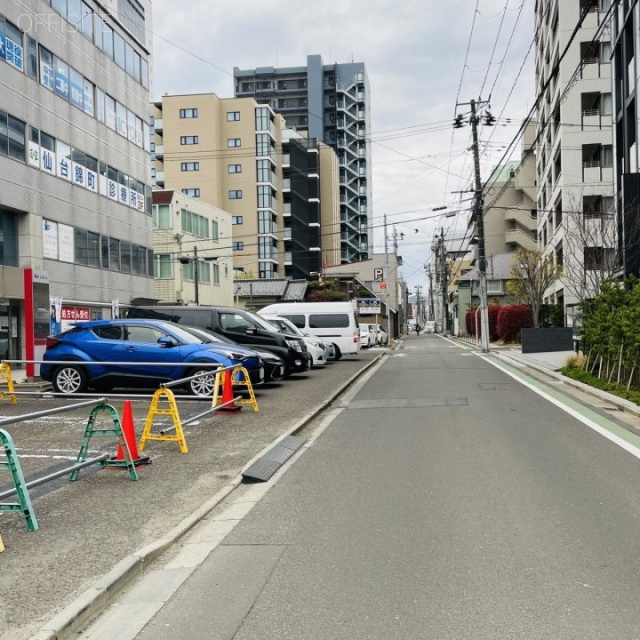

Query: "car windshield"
<box><xmin>244</xmin><ymin>310</ymin><xmax>287</xmax><ymax>332</ymax></box>
<box><xmin>272</xmin><ymin>317</ymin><xmax>303</xmax><ymax>337</ymax></box>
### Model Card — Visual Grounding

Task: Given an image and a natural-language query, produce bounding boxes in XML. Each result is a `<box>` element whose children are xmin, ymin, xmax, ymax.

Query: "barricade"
<box><xmin>139</xmin><ymin>365</ymin><xmax>258</xmax><ymax>452</ymax></box>
<box><xmin>0</xmin><ymin>362</ymin><xmax>17</xmax><ymax>405</ymax></box>
<box><xmin>0</xmin><ymin>398</ymin><xmax>139</xmax><ymax>533</ymax></box>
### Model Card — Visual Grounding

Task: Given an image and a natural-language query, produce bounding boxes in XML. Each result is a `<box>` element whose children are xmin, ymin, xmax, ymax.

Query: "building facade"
<box><xmin>234</xmin><ymin>54</ymin><xmax>372</xmax><ymax>264</ymax></box>
<box><xmin>0</xmin><ymin>0</ymin><xmax>153</xmax><ymax>371</ymax></box>
<box><xmin>151</xmin><ymin>190</ymin><xmax>234</xmax><ymax>306</ymax></box>
<box><xmin>611</xmin><ymin>0</ymin><xmax>640</xmax><ymax>276</ymax></box>
<box><xmin>151</xmin><ymin>92</ymin><xmax>340</xmax><ymax>283</ymax></box>
<box><xmin>535</xmin><ymin>0</ymin><xmax>614</xmax><ymax>326</ymax></box>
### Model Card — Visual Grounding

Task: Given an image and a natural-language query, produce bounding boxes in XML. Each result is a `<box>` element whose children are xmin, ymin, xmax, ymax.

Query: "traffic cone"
<box><xmin>107</xmin><ymin>400</ymin><xmax>151</xmax><ymax>467</ymax></box>
<box><xmin>217</xmin><ymin>370</ymin><xmax>241</xmax><ymax>413</ymax></box>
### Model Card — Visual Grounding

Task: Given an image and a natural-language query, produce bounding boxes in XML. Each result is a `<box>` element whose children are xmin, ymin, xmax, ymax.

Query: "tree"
<box><xmin>506</xmin><ymin>248</ymin><xmax>563</xmax><ymax>327</ymax></box>
<box><xmin>561</xmin><ymin>193</ymin><xmax>621</xmax><ymax>309</ymax></box>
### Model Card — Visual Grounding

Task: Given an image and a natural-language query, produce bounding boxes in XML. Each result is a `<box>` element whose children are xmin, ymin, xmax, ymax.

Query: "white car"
<box><xmin>359</xmin><ymin>323</ymin><xmax>379</xmax><ymax>347</ymax></box>
<box><xmin>375</xmin><ymin>324</ymin><xmax>389</xmax><ymax>345</ymax></box>
<box><xmin>260</xmin><ymin>314</ymin><xmax>326</xmax><ymax>368</ymax></box>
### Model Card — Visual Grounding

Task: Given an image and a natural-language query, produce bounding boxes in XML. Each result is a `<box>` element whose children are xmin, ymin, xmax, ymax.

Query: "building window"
<box><xmin>179</xmin><ymin>108</ymin><xmax>198</xmax><ymax>118</ymax></box>
<box><xmin>228</xmin><ymin>164</ymin><xmax>242</xmax><ymax>173</ymax></box>
<box><xmin>152</xmin><ymin>204</ymin><xmax>172</xmax><ymax>228</ymax></box>
<box><xmin>227</xmin><ymin>138</ymin><xmax>241</xmax><ymax>147</ymax></box>
<box><xmin>229</xmin><ymin>190</ymin><xmax>243</xmax><ymax>199</ymax></box>
<box><xmin>181</xmin><ymin>162</ymin><xmax>199</xmax><ymax>171</ymax></box>
<box><xmin>233</xmin><ymin>242</ymin><xmax>245</xmax><ymax>250</ymax></box>
<box><xmin>232</xmin><ymin>216</ymin><xmax>244</xmax><ymax>225</ymax></box>
<box><xmin>180</xmin><ymin>136</ymin><xmax>199</xmax><ymax>145</ymax></box>
<box><xmin>182</xmin><ymin>188</ymin><xmax>200</xmax><ymax>197</ymax></box>
<box><xmin>227</xmin><ymin>111</ymin><xmax>241</xmax><ymax>121</ymax></box>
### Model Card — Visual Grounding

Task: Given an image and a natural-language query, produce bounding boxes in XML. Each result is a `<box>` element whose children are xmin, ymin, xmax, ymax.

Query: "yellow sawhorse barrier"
<box><xmin>139</xmin><ymin>388</ymin><xmax>188</xmax><ymax>454</ymax></box>
<box><xmin>212</xmin><ymin>366</ymin><xmax>259</xmax><ymax>412</ymax></box>
<box><xmin>0</xmin><ymin>362</ymin><xmax>17</xmax><ymax>406</ymax></box>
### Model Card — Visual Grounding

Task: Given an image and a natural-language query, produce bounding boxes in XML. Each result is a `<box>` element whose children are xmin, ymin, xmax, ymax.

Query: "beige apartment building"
<box><xmin>151</xmin><ymin>93</ymin><xmax>340</xmax><ymax>285</ymax></box>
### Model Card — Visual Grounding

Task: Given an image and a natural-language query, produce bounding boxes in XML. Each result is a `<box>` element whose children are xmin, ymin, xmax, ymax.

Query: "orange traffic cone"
<box><xmin>107</xmin><ymin>400</ymin><xmax>151</xmax><ymax>467</ymax></box>
<box><xmin>217</xmin><ymin>369</ymin><xmax>241</xmax><ymax>413</ymax></box>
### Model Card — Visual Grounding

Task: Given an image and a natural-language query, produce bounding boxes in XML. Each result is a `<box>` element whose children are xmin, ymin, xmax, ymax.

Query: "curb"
<box><xmin>35</xmin><ymin>350</ymin><xmax>387</xmax><ymax>640</ymax></box>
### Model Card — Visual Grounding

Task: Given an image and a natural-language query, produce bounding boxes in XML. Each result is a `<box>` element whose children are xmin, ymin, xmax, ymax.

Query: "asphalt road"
<box><xmin>0</xmin><ymin>347</ymin><xmax>382</xmax><ymax>640</ymax></box>
<box><xmin>81</xmin><ymin>333</ymin><xmax>640</xmax><ymax>639</ymax></box>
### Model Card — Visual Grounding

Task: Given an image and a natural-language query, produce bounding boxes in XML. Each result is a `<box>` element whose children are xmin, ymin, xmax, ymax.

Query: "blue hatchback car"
<box><xmin>40</xmin><ymin>319</ymin><xmax>264</xmax><ymax>396</ymax></box>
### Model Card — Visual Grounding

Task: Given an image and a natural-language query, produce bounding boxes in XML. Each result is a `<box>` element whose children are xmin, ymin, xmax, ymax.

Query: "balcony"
<box><xmin>154</xmin><ymin>119</ymin><xmax>163</xmax><ymax>133</ymax></box>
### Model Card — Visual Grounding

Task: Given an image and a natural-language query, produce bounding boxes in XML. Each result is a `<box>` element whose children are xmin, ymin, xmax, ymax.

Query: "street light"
<box><xmin>178</xmin><ymin>245</ymin><xmax>218</xmax><ymax>306</ymax></box>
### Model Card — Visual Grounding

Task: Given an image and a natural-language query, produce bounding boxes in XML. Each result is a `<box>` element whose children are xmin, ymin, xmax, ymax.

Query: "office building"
<box><xmin>234</xmin><ymin>54</ymin><xmax>372</xmax><ymax>264</ymax></box>
<box><xmin>0</xmin><ymin>0</ymin><xmax>153</xmax><ymax>372</ymax></box>
<box><xmin>534</xmin><ymin>0</ymin><xmax>614</xmax><ymax>326</ymax></box>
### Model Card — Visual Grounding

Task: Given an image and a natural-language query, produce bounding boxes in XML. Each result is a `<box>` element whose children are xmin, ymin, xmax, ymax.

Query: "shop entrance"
<box><xmin>0</xmin><ymin>304</ymin><xmax>20</xmax><ymax>361</ymax></box>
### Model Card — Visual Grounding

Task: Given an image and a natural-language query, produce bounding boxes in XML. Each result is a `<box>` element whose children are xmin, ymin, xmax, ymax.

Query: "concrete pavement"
<box><xmin>4</xmin><ymin>335</ymin><xmax>640</xmax><ymax>639</ymax></box>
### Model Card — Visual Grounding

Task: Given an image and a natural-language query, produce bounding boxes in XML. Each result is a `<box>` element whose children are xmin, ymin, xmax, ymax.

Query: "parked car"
<box><xmin>40</xmin><ymin>319</ymin><xmax>264</xmax><ymax>396</ymax></box>
<box><xmin>125</xmin><ymin>306</ymin><xmax>309</xmax><ymax>377</ymax></box>
<box><xmin>257</xmin><ymin>302</ymin><xmax>361</xmax><ymax>359</ymax></box>
<box><xmin>359</xmin><ymin>323</ymin><xmax>377</xmax><ymax>348</ymax></box>
<box><xmin>182</xmin><ymin>326</ymin><xmax>285</xmax><ymax>382</ymax></box>
<box><xmin>259</xmin><ymin>314</ymin><xmax>326</xmax><ymax>368</ymax></box>
<box><xmin>375</xmin><ymin>324</ymin><xmax>389</xmax><ymax>345</ymax></box>
<box><xmin>424</xmin><ymin>321</ymin><xmax>437</xmax><ymax>334</ymax></box>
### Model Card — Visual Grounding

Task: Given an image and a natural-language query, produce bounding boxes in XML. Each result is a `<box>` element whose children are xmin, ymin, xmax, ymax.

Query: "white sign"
<box><xmin>58</xmin><ymin>223</ymin><xmax>74</xmax><ymax>263</ymax></box>
<box><xmin>373</xmin><ymin>267</ymin><xmax>384</xmax><ymax>282</ymax></box>
<box><xmin>43</xmin><ymin>219</ymin><xmax>58</xmax><ymax>259</ymax></box>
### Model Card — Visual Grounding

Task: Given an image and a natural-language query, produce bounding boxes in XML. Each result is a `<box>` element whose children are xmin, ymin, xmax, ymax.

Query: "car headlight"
<box><xmin>286</xmin><ymin>338</ymin><xmax>303</xmax><ymax>352</ymax></box>
<box><xmin>307</xmin><ymin>339</ymin><xmax>321</xmax><ymax>348</ymax></box>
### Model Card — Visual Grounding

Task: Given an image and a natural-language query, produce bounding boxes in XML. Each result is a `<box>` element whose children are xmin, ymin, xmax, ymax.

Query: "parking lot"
<box><xmin>0</xmin><ymin>347</ymin><xmax>383</xmax><ymax>640</ymax></box>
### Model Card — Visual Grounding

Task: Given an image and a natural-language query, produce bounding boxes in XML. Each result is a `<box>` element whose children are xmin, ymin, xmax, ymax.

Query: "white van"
<box><xmin>258</xmin><ymin>302</ymin><xmax>360</xmax><ymax>359</ymax></box>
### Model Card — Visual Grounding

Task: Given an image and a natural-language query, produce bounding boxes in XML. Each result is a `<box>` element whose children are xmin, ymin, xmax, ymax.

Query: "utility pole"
<box><xmin>179</xmin><ymin>245</ymin><xmax>218</xmax><ymax>307</ymax></box>
<box><xmin>383</xmin><ymin>214</ymin><xmax>391</xmax><ymax>340</ymax></box>
<box><xmin>439</xmin><ymin>227</ymin><xmax>448</xmax><ymax>336</ymax></box>
<box><xmin>469</xmin><ymin>99</ymin><xmax>490</xmax><ymax>352</ymax></box>
<box><xmin>427</xmin><ymin>266</ymin><xmax>435</xmax><ymax>321</ymax></box>
<box><xmin>455</xmin><ymin>99</ymin><xmax>493</xmax><ymax>352</ymax></box>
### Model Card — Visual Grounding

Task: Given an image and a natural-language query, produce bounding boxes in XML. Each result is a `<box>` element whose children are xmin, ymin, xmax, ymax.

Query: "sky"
<box><xmin>150</xmin><ymin>0</ymin><xmax>536</xmax><ymax>293</ymax></box>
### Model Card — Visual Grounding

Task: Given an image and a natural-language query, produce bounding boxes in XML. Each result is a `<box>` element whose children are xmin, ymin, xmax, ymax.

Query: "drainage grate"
<box><xmin>242</xmin><ymin>435</ymin><xmax>306</xmax><ymax>483</ymax></box>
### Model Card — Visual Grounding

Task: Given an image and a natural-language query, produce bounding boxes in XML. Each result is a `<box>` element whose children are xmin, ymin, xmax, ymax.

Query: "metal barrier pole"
<box><xmin>0</xmin><ymin>454</ymin><xmax>110</xmax><ymax>500</ymax></box>
<box><xmin>0</xmin><ymin>397</ymin><xmax>106</xmax><ymax>428</ymax></box>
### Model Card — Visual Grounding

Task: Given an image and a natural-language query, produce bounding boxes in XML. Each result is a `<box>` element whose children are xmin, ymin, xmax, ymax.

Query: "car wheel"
<box><xmin>333</xmin><ymin>344</ymin><xmax>342</xmax><ymax>360</ymax></box>
<box><xmin>186</xmin><ymin>366</ymin><xmax>217</xmax><ymax>396</ymax></box>
<box><xmin>52</xmin><ymin>364</ymin><xmax>88</xmax><ymax>394</ymax></box>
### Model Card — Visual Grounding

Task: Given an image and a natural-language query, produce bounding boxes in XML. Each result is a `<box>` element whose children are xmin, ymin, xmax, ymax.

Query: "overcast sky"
<box><xmin>150</xmin><ymin>0</ymin><xmax>536</xmax><ymax>292</ymax></box>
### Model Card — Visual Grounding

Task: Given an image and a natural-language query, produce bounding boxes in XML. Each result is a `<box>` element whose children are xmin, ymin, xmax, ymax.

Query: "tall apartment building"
<box><xmin>234</xmin><ymin>54</ymin><xmax>372</xmax><ymax>264</ymax></box>
<box><xmin>151</xmin><ymin>92</ymin><xmax>340</xmax><ymax>283</ymax></box>
<box><xmin>611</xmin><ymin>0</ymin><xmax>640</xmax><ymax>275</ymax></box>
<box><xmin>535</xmin><ymin>0</ymin><xmax>614</xmax><ymax>326</ymax></box>
<box><xmin>0</xmin><ymin>0</ymin><xmax>153</xmax><ymax>371</ymax></box>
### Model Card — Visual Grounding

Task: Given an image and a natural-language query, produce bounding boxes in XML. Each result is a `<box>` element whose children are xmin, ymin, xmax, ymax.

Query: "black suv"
<box><xmin>125</xmin><ymin>306</ymin><xmax>310</xmax><ymax>378</ymax></box>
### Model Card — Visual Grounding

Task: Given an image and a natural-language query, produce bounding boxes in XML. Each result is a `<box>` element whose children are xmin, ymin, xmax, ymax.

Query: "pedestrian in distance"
<box><xmin>415</xmin><ymin>325</ymin><xmax>420</xmax><ymax>336</ymax></box>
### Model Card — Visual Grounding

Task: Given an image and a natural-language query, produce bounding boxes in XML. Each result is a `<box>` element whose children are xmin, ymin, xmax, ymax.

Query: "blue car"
<box><xmin>40</xmin><ymin>319</ymin><xmax>264</xmax><ymax>396</ymax></box>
